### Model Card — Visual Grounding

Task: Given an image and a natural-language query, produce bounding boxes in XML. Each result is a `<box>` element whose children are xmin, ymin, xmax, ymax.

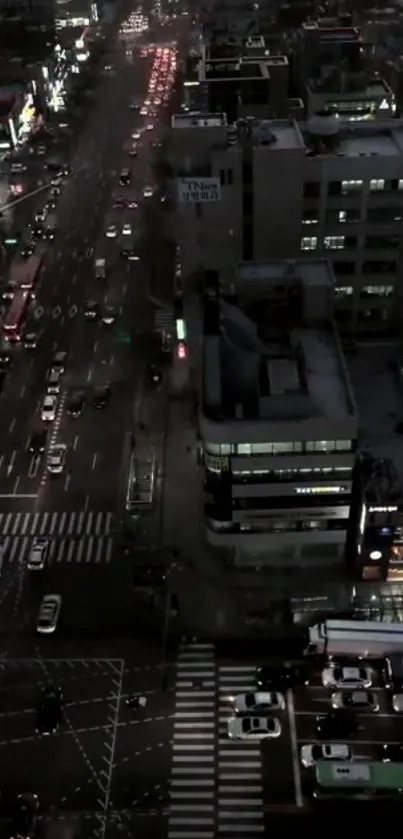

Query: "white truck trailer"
<box><xmin>305</xmin><ymin>619</ymin><xmax>403</xmax><ymax>659</ymax></box>
<box><xmin>95</xmin><ymin>258</ymin><xmax>106</xmax><ymax>279</ymax></box>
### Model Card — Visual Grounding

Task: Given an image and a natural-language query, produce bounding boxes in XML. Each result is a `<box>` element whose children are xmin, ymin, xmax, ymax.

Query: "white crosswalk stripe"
<box><xmin>169</xmin><ymin>642</ymin><xmax>216</xmax><ymax>839</ymax></box>
<box><xmin>1</xmin><ymin>534</ymin><xmax>114</xmax><ymax>565</ymax></box>
<box><xmin>0</xmin><ymin>511</ymin><xmax>113</xmax><ymax>537</ymax></box>
<box><xmin>218</xmin><ymin>664</ymin><xmax>264</xmax><ymax>836</ymax></box>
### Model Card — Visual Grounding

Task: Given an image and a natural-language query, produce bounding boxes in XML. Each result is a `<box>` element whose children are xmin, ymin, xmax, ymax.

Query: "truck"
<box><xmin>305</xmin><ymin>619</ymin><xmax>403</xmax><ymax>659</ymax></box>
<box><xmin>95</xmin><ymin>258</ymin><xmax>106</xmax><ymax>279</ymax></box>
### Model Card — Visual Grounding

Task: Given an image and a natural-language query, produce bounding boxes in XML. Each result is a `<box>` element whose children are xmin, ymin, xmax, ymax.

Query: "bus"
<box><xmin>314</xmin><ymin>760</ymin><xmax>403</xmax><ymax>801</ymax></box>
<box><xmin>126</xmin><ymin>452</ymin><xmax>156</xmax><ymax>514</ymax></box>
<box><xmin>3</xmin><ymin>290</ymin><xmax>31</xmax><ymax>343</ymax></box>
<box><xmin>8</xmin><ymin>254</ymin><xmax>43</xmax><ymax>297</ymax></box>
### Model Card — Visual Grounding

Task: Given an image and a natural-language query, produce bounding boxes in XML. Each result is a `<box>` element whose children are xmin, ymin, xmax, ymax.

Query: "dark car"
<box><xmin>121</xmin><ymin>246</ymin><xmax>139</xmax><ymax>261</ymax></box>
<box><xmin>0</xmin><ymin>349</ymin><xmax>11</xmax><ymax>367</ymax></box>
<box><xmin>52</xmin><ymin>350</ymin><xmax>67</xmax><ymax>371</ymax></box>
<box><xmin>84</xmin><ymin>301</ymin><xmax>99</xmax><ymax>320</ymax></box>
<box><xmin>380</xmin><ymin>743</ymin><xmax>403</xmax><ymax>762</ymax></box>
<box><xmin>46</xmin><ymin>227</ymin><xmax>56</xmax><ymax>240</ymax></box>
<box><xmin>28</xmin><ymin>428</ymin><xmax>48</xmax><ymax>454</ymax></box>
<box><xmin>45</xmin><ymin>198</ymin><xmax>57</xmax><ymax>210</ymax></box>
<box><xmin>20</xmin><ymin>242</ymin><xmax>35</xmax><ymax>259</ymax></box>
<box><xmin>12</xmin><ymin>793</ymin><xmax>39</xmax><ymax>839</ymax></box>
<box><xmin>315</xmin><ymin>709</ymin><xmax>358</xmax><ymax>740</ymax></box>
<box><xmin>128</xmin><ymin>148</ymin><xmax>138</xmax><ymax>157</ymax></box>
<box><xmin>45</xmin><ymin>161</ymin><xmax>62</xmax><ymax>172</ymax></box>
<box><xmin>93</xmin><ymin>385</ymin><xmax>110</xmax><ymax>408</ymax></box>
<box><xmin>112</xmin><ymin>196</ymin><xmax>126</xmax><ymax>209</ymax></box>
<box><xmin>256</xmin><ymin>663</ymin><xmax>309</xmax><ymax>690</ymax></box>
<box><xmin>36</xmin><ymin>685</ymin><xmax>64</xmax><ymax>735</ymax></box>
<box><xmin>146</xmin><ymin>363</ymin><xmax>162</xmax><ymax>387</ymax></box>
<box><xmin>67</xmin><ymin>392</ymin><xmax>84</xmax><ymax>417</ymax></box>
<box><xmin>32</xmin><ymin>225</ymin><xmax>45</xmax><ymax>239</ymax></box>
<box><xmin>119</xmin><ymin>168</ymin><xmax>131</xmax><ymax>185</ymax></box>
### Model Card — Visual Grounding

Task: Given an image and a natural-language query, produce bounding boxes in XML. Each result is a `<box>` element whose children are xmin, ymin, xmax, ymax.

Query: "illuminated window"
<box><xmin>324</xmin><ymin>236</ymin><xmax>345</xmax><ymax>250</ymax></box>
<box><xmin>360</xmin><ymin>285</ymin><xmax>394</xmax><ymax>298</ymax></box>
<box><xmin>302</xmin><ymin>212</ymin><xmax>318</xmax><ymax>225</ymax></box>
<box><xmin>370</xmin><ymin>178</ymin><xmax>385</xmax><ymax>192</ymax></box>
<box><xmin>342</xmin><ymin>179</ymin><xmax>363</xmax><ymax>194</ymax></box>
<box><xmin>301</xmin><ymin>236</ymin><xmax>317</xmax><ymax>251</ymax></box>
<box><xmin>334</xmin><ymin>286</ymin><xmax>353</xmax><ymax>297</ymax></box>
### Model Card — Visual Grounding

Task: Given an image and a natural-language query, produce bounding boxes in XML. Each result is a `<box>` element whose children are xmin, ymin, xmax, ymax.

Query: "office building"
<box><xmin>170</xmin><ymin>113</ymin><xmax>403</xmax><ymax>336</ymax></box>
<box><xmin>0</xmin><ymin>0</ymin><xmax>56</xmax><ymax>65</ymax></box>
<box><xmin>200</xmin><ymin>258</ymin><xmax>358</xmax><ymax>568</ymax></box>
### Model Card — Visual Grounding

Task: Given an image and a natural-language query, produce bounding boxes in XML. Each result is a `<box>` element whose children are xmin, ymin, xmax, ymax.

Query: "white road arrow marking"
<box><xmin>85</xmin><ymin>247</ymin><xmax>94</xmax><ymax>258</ymax></box>
<box><xmin>33</xmin><ymin>306</ymin><xmax>44</xmax><ymax>320</ymax></box>
<box><xmin>69</xmin><ymin>305</ymin><xmax>78</xmax><ymax>318</ymax></box>
<box><xmin>52</xmin><ymin>305</ymin><xmax>62</xmax><ymax>319</ymax></box>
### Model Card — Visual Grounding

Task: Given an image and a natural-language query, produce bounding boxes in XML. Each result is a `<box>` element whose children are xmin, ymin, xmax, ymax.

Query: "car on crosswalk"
<box><xmin>227</xmin><ymin>716</ymin><xmax>281</xmax><ymax>740</ymax></box>
<box><xmin>47</xmin><ymin>444</ymin><xmax>67</xmax><ymax>475</ymax></box>
<box><xmin>36</xmin><ymin>594</ymin><xmax>62</xmax><ymax>634</ymax></box>
<box><xmin>12</xmin><ymin>793</ymin><xmax>39</xmax><ymax>839</ymax></box>
<box><xmin>41</xmin><ymin>394</ymin><xmax>57</xmax><ymax>422</ymax></box>
<box><xmin>27</xmin><ymin>538</ymin><xmax>48</xmax><ymax>571</ymax></box>
<box><xmin>233</xmin><ymin>691</ymin><xmax>285</xmax><ymax>715</ymax></box>
<box><xmin>36</xmin><ymin>685</ymin><xmax>64</xmax><ymax>735</ymax></box>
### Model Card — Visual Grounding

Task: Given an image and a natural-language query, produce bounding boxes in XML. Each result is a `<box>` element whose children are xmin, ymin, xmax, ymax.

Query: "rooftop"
<box><xmin>301</xmin><ymin>117</ymin><xmax>403</xmax><ymax>157</ymax></box>
<box><xmin>308</xmin><ymin>74</ymin><xmax>391</xmax><ymax>98</ymax></box>
<box><xmin>203</xmin><ymin>259</ymin><xmax>355</xmax><ymax>426</ymax></box>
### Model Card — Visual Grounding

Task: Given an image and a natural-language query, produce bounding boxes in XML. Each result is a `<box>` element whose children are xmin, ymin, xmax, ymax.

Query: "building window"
<box><xmin>363</xmin><ymin>260</ymin><xmax>397</xmax><ymax>274</ymax></box>
<box><xmin>341</xmin><ymin>179</ymin><xmax>363</xmax><ymax>194</ymax></box>
<box><xmin>237</xmin><ymin>444</ymin><xmax>252</xmax><ymax>455</ymax></box>
<box><xmin>324</xmin><ymin>235</ymin><xmax>345</xmax><ymax>250</ymax></box>
<box><xmin>305</xmin><ymin>440</ymin><xmax>353</xmax><ymax>453</ymax></box>
<box><xmin>369</xmin><ymin>178</ymin><xmax>385</xmax><ymax>192</ymax></box>
<box><xmin>365</xmin><ymin>234</ymin><xmax>400</xmax><ymax>249</ymax></box>
<box><xmin>366</xmin><ymin>206</ymin><xmax>403</xmax><ymax>224</ymax></box>
<box><xmin>302</xmin><ymin>212</ymin><xmax>319</xmax><ymax>225</ymax></box>
<box><xmin>360</xmin><ymin>285</ymin><xmax>394</xmax><ymax>298</ymax></box>
<box><xmin>301</xmin><ymin>236</ymin><xmax>318</xmax><ymax>251</ymax></box>
<box><xmin>333</xmin><ymin>261</ymin><xmax>355</xmax><ymax>275</ymax></box>
<box><xmin>338</xmin><ymin>209</ymin><xmax>360</xmax><ymax>223</ymax></box>
<box><xmin>334</xmin><ymin>286</ymin><xmax>353</xmax><ymax>297</ymax></box>
<box><xmin>398</xmin><ymin>179</ymin><xmax>403</xmax><ymax>191</ymax></box>
<box><xmin>304</xmin><ymin>181</ymin><xmax>320</xmax><ymax>197</ymax></box>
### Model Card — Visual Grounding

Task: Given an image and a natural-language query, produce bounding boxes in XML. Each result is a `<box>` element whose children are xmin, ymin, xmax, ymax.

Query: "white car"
<box><xmin>27</xmin><ymin>538</ymin><xmax>48</xmax><ymax>571</ymax></box>
<box><xmin>233</xmin><ymin>692</ymin><xmax>285</xmax><ymax>715</ymax></box>
<box><xmin>322</xmin><ymin>665</ymin><xmax>372</xmax><ymax>690</ymax></box>
<box><xmin>47</xmin><ymin>444</ymin><xmax>66</xmax><ymax>474</ymax></box>
<box><xmin>105</xmin><ymin>223</ymin><xmax>117</xmax><ymax>238</ymax></box>
<box><xmin>227</xmin><ymin>716</ymin><xmax>281</xmax><ymax>740</ymax></box>
<box><xmin>36</xmin><ymin>594</ymin><xmax>62</xmax><ymax>634</ymax></box>
<box><xmin>146</xmin><ymin>122</ymin><xmax>154</xmax><ymax>131</ymax></box>
<box><xmin>300</xmin><ymin>743</ymin><xmax>352</xmax><ymax>769</ymax></box>
<box><xmin>35</xmin><ymin>208</ymin><xmax>47</xmax><ymax>222</ymax></box>
<box><xmin>392</xmin><ymin>692</ymin><xmax>403</xmax><ymax>713</ymax></box>
<box><xmin>122</xmin><ymin>223</ymin><xmax>132</xmax><ymax>236</ymax></box>
<box><xmin>140</xmin><ymin>107</ymin><xmax>147</xmax><ymax>116</ymax></box>
<box><xmin>132</xmin><ymin>130</ymin><xmax>140</xmax><ymax>140</ymax></box>
<box><xmin>41</xmin><ymin>395</ymin><xmax>57</xmax><ymax>422</ymax></box>
<box><xmin>143</xmin><ymin>185</ymin><xmax>153</xmax><ymax>198</ymax></box>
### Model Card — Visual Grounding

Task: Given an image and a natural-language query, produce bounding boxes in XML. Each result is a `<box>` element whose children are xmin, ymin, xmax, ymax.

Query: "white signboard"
<box><xmin>178</xmin><ymin>177</ymin><xmax>221</xmax><ymax>203</ymax></box>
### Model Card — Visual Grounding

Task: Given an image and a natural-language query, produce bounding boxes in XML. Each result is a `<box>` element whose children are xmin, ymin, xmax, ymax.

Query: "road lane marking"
<box><xmin>12</xmin><ymin>476</ymin><xmax>20</xmax><ymax>494</ymax></box>
<box><xmin>92</xmin><ymin>453</ymin><xmax>98</xmax><ymax>470</ymax></box>
<box><xmin>64</xmin><ymin>472</ymin><xmax>70</xmax><ymax>491</ymax></box>
<box><xmin>73</xmin><ymin>435</ymin><xmax>78</xmax><ymax>451</ymax></box>
<box><xmin>287</xmin><ymin>689</ymin><xmax>303</xmax><ymax>807</ymax></box>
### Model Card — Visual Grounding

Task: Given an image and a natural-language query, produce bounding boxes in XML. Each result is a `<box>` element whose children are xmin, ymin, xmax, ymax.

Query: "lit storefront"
<box><xmin>16</xmin><ymin>92</ymin><xmax>38</xmax><ymax>140</ymax></box>
<box><xmin>41</xmin><ymin>46</ymin><xmax>71</xmax><ymax>112</ymax></box>
<box><xmin>355</xmin><ymin>502</ymin><xmax>403</xmax><ymax>581</ymax></box>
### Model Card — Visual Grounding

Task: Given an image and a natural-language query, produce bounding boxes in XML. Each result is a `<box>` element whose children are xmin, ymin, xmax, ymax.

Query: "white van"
<box><xmin>47</xmin><ymin>368</ymin><xmax>62</xmax><ymax>394</ymax></box>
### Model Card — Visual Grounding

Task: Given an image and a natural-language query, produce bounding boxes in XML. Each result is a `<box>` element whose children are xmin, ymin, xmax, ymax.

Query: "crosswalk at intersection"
<box><xmin>169</xmin><ymin>642</ymin><xmax>264</xmax><ymax>839</ymax></box>
<box><xmin>0</xmin><ymin>511</ymin><xmax>114</xmax><ymax>565</ymax></box>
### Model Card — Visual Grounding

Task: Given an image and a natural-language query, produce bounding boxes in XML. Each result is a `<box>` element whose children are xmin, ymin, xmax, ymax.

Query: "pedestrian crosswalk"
<box><xmin>169</xmin><ymin>642</ymin><xmax>216</xmax><ymax>839</ymax></box>
<box><xmin>0</xmin><ymin>511</ymin><xmax>115</xmax><ymax>566</ymax></box>
<box><xmin>0</xmin><ymin>511</ymin><xmax>113</xmax><ymax>538</ymax></box>
<box><xmin>169</xmin><ymin>643</ymin><xmax>265</xmax><ymax>839</ymax></box>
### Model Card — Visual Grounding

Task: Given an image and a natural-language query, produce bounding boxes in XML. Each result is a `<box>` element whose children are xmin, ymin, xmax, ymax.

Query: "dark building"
<box><xmin>0</xmin><ymin>0</ymin><xmax>55</xmax><ymax>64</ymax></box>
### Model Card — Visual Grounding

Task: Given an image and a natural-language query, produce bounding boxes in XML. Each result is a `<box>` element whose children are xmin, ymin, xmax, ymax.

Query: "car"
<box><xmin>112</xmin><ymin>197</ymin><xmax>126</xmax><ymax>209</ymax></box>
<box><xmin>146</xmin><ymin>122</ymin><xmax>154</xmax><ymax>131</ymax></box>
<box><xmin>322</xmin><ymin>665</ymin><xmax>372</xmax><ymax>690</ymax></box>
<box><xmin>132</xmin><ymin>130</ymin><xmax>140</xmax><ymax>140</ymax></box>
<box><xmin>47</xmin><ymin>444</ymin><xmax>66</xmax><ymax>474</ymax></box>
<box><xmin>0</xmin><ymin>349</ymin><xmax>10</xmax><ymax>367</ymax></box>
<box><xmin>93</xmin><ymin>384</ymin><xmax>111</xmax><ymax>408</ymax></box>
<box><xmin>24</xmin><ymin>332</ymin><xmax>37</xmax><ymax>350</ymax></box>
<box><xmin>28</xmin><ymin>428</ymin><xmax>48</xmax><ymax>454</ymax></box>
<box><xmin>41</xmin><ymin>394</ymin><xmax>57</xmax><ymax>422</ymax></box>
<box><xmin>36</xmin><ymin>594</ymin><xmax>62</xmax><ymax>634</ymax></box>
<box><xmin>12</xmin><ymin>793</ymin><xmax>39</xmax><ymax>839</ymax></box>
<box><xmin>105</xmin><ymin>223</ymin><xmax>117</xmax><ymax>238</ymax></box>
<box><xmin>233</xmin><ymin>691</ymin><xmax>285</xmax><ymax>715</ymax></box>
<box><xmin>2</xmin><ymin>282</ymin><xmax>15</xmax><ymax>300</ymax></box>
<box><xmin>380</xmin><ymin>743</ymin><xmax>403</xmax><ymax>762</ymax></box>
<box><xmin>127</xmin><ymin>199</ymin><xmax>138</xmax><ymax>210</ymax></box>
<box><xmin>35</xmin><ymin>208</ymin><xmax>47</xmax><ymax>223</ymax></box>
<box><xmin>20</xmin><ymin>242</ymin><xmax>35</xmax><ymax>258</ymax></box>
<box><xmin>36</xmin><ymin>685</ymin><xmax>64</xmax><ymax>735</ymax></box>
<box><xmin>52</xmin><ymin>350</ymin><xmax>67</xmax><ymax>371</ymax></box>
<box><xmin>47</xmin><ymin>367</ymin><xmax>63</xmax><ymax>394</ymax></box>
<box><xmin>227</xmin><ymin>716</ymin><xmax>281</xmax><ymax>740</ymax></box>
<box><xmin>50</xmin><ymin>186</ymin><xmax>61</xmax><ymax>198</ymax></box>
<box><xmin>122</xmin><ymin>222</ymin><xmax>132</xmax><ymax>236</ymax></box>
<box><xmin>60</xmin><ymin>163</ymin><xmax>71</xmax><ymax>175</ymax></box>
<box><xmin>315</xmin><ymin>709</ymin><xmax>358</xmax><ymax>739</ymax></box>
<box><xmin>140</xmin><ymin>106</ymin><xmax>148</xmax><ymax>116</ymax></box>
<box><xmin>37</xmin><ymin>144</ymin><xmax>47</xmax><ymax>155</ymax></box>
<box><xmin>146</xmin><ymin>363</ymin><xmax>162</xmax><ymax>386</ymax></box>
<box><xmin>67</xmin><ymin>391</ymin><xmax>84</xmax><ymax>417</ymax></box>
<box><xmin>129</xmin><ymin>147</ymin><xmax>138</xmax><ymax>157</ymax></box>
<box><xmin>331</xmin><ymin>689</ymin><xmax>380</xmax><ymax>713</ymax></box>
<box><xmin>142</xmin><ymin>185</ymin><xmax>153</xmax><ymax>198</ymax></box>
<box><xmin>101</xmin><ymin>306</ymin><xmax>116</xmax><ymax>325</ymax></box>
<box><xmin>392</xmin><ymin>691</ymin><xmax>403</xmax><ymax>713</ymax></box>
<box><xmin>51</xmin><ymin>176</ymin><xmax>62</xmax><ymax>187</ymax></box>
<box><xmin>32</xmin><ymin>225</ymin><xmax>45</xmax><ymax>238</ymax></box>
<box><xmin>119</xmin><ymin>168</ymin><xmax>131</xmax><ymax>185</ymax></box>
<box><xmin>300</xmin><ymin>742</ymin><xmax>352</xmax><ymax>768</ymax></box>
<box><xmin>256</xmin><ymin>663</ymin><xmax>309</xmax><ymax>690</ymax></box>
<box><xmin>46</xmin><ymin>197</ymin><xmax>57</xmax><ymax>210</ymax></box>
<box><xmin>27</xmin><ymin>538</ymin><xmax>48</xmax><ymax>571</ymax></box>
<box><xmin>0</xmin><ymin>370</ymin><xmax>6</xmax><ymax>395</ymax></box>
<box><xmin>84</xmin><ymin>301</ymin><xmax>99</xmax><ymax>320</ymax></box>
